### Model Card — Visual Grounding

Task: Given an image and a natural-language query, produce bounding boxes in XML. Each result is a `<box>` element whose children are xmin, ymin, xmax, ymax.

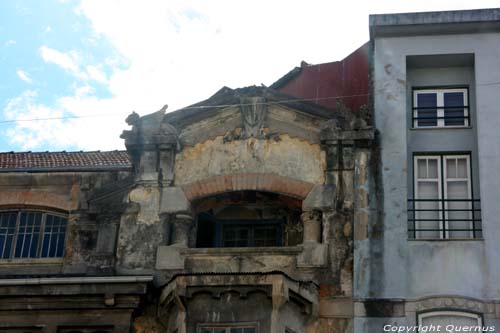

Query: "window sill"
<box><xmin>181</xmin><ymin>246</ymin><xmax>303</xmax><ymax>257</ymax></box>
<box><xmin>410</xmin><ymin>126</ymin><xmax>472</xmax><ymax>130</ymax></box>
<box><xmin>408</xmin><ymin>238</ymin><xmax>483</xmax><ymax>241</ymax></box>
<box><xmin>0</xmin><ymin>258</ymin><xmax>64</xmax><ymax>266</ymax></box>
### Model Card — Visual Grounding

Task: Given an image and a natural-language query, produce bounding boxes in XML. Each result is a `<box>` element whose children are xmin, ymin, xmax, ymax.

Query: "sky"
<box><xmin>1</xmin><ymin>0</ymin><xmax>499</xmax><ymax>152</ymax></box>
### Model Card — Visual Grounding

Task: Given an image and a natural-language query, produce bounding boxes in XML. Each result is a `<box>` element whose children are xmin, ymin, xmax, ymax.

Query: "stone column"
<box><xmin>171</xmin><ymin>214</ymin><xmax>193</xmax><ymax>247</ymax></box>
<box><xmin>302</xmin><ymin>211</ymin><xmax>322</xmax><ymax>244</ymax></box>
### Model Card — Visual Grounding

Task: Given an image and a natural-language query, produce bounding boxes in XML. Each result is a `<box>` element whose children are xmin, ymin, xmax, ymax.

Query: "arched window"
<box><xmin>418</xmin><ymin>311</ymin><xmax>482</xmax><ymax>331</ymax></box>
<box><xmin>0</xmin><ymin>209</ymin><xmax>68</xmax><ymax>259</ymax></box>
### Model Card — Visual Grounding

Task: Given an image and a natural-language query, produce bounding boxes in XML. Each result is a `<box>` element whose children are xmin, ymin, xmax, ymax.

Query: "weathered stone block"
<box><xmin>354</xmin><ymin>211</ymin><xmax>369</xmax><ymax>240</ymax></box>
<box><xmin>156</xmin><ymin>245</ymin><xmax>185</xmax><ymax>270</ymax></box>
<box><xmin>129</xmin><ymin>186</ymin><xmax>161</xmax><ymax>225</ymax></box>
<box><xmin>297</xmin><ymin>243</ymin><xmax>328</xmax><ymax>267</ymax></box>
<box><xmin>319</xmin><ymin>297</ymin><xmax>354</xmax><ymax>317</ymax></box>
<box><xmin>160</xmin><ymin>187</ymin><xmax>191</xmax><ymax>213</ymax></box>
<box><xmin>303</xmin><ymin>184</ymin><xmax>336</xmax><ymax>211</ymax></box>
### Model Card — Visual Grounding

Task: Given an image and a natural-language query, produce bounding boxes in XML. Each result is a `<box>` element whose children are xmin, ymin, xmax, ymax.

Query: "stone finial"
<box><xmin>121</xmin><ymin>106</ymin><xmax>180</xmax><ymax>148</ymax></box>
<box><xmin>121</xmin><ymin>105</ymin><xmax>181</xmax><ymax>184</ymax></box>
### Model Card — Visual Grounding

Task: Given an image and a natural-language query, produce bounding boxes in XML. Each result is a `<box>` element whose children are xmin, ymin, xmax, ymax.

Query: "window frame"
<box><xmin>197</xmin><ymin>322</ymin><xmax>258</xmax><ymax>333</ymax></box>
<box><xmin>417</xmin><ymin>310</ymin><xmax>482</xmax><ymax>328</ymax></box>
<box><xmin>215</xmin><ymin>219</ymin><xmax>284</xmax><ymax>248</ymax></box>
<box><xmin>410</xmin><ymin>152</ymin><xmax>480</xmax><ymax>239</ymax></box>
<box><xmin>412</xmin><ymin>87</ymin><xmax>470</xmax><ymax>129</ymax></box>
<box><xmin>0</xmin><ymin>209</ymin><xmax>68</xmax><ymax>260</ymax></box>
<box><xmin>197</xmin><ymin>212</ymin><xmax>285</xmax><ymax>248</ymax></box>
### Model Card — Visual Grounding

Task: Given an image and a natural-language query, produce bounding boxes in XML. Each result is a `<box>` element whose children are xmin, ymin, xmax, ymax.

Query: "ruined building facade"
<box><xmin>0</xmin><ymin>85</ymin><xmax>374</xmax><ymax>332</ymax></box>
<box><xmin>1</xmin><ymin>8</ymin><xmax>500</xmax><ymax>333</ymax></box>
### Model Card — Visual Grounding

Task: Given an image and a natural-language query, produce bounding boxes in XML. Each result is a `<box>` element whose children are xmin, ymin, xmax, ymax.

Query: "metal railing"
<box><xmin>407</xmin><ymin>198</ymin><xmax>481</xmax><ymax>239</ymax></box>
<box><xmin>412</xmin><ymin>106</ymin><xmax>470</xmax><ymax>127</ymax></box>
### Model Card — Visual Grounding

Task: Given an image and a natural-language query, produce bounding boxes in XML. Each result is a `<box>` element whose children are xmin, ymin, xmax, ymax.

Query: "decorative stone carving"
<box><xmin>412</xmin><ymin>296</ymin><xmax>494</xmax><ymax>314</ymax></box>
<box><xmin>121</xmin><ymin>105</ymin><xmax>180</xmax><ymax>184</ymax></box>
<box><xmin>240</xmin><ymin>96</ymin><xmax>267</xmax><ymax>138</ymax></box>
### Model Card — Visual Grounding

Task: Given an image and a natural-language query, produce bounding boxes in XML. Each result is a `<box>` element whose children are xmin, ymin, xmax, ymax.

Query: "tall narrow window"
<box><xmin>414</xmin><ymin>156</ymin><xmax>442</xmax><ymax>239</ymax></box>
<box><xmin>444</xmin><ymin>156</ymin><xmax>472</xmax><ymax>238</ymax></box>
<box><xmin>410</xmin><ymin>154</ymin><xmax>480</xmax><ymax>239</ymax></box>
<box><xmin>413</xmin><ymin>88</ymin><xmax>469</xmax><ymax>128</ymax></box>
<box><xmin>0</xmin><ymin>210</ymin><xmax>68</xmax><ymax>259</ymax></box>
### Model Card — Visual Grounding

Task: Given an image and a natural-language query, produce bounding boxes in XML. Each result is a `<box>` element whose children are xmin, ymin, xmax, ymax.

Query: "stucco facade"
<box><xmin>358</xmin><ymin>8</ymin><xmax>500</xmax><ymax>333</ymax></box>
<box><xmin>0</xmin><ymin>86</ymin><xmax>373</xmax><ymax>332</ymax></box>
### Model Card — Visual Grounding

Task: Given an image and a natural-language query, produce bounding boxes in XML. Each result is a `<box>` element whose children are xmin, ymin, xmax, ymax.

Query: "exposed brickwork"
<box><xmin>0</xmin><ymin>151</ymin><xmax>131</xmax><ymax>171</ymax></box>
<box><xmin>182</xmin><ymin>173</ymin><xmax>314</xmax><ymax>201</ymax></box>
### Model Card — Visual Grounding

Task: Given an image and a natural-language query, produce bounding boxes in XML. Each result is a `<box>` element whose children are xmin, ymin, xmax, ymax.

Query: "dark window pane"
<box><xmin>254</xmin><ymin>226</ymin><xmax>278</xmax><ymax>247</ymax></box>
<box><xmin>243</xmin><ymin>328</ymin><xmax>256</xmax><ymax>333</ymax></box>
<box><xmin>14</xmin><ymin>239</ymin><xmax>22</xmax><ymax>257</ymax></box>
<box><xmin>15</xmin><ymin>212</ymin><xmax>42</xmax><ymax>258</ymax></box>
<box><xmin>196</xmin><ymin>214</ymin><xmax>216</xmax><ymax>247</ymax></box>
<box><xmin>223</xmin><ymin>226</ymin><xmax>251</xmax><ymax>247</ymax></box>
<box><xmin>444</xmin><ymin>92</ymin><xmax>465</xmax><ymax>126</ymax></box>
<box><xmin>42</xmin><ymin>214</ymin><xmax>67</xmax><ymax>258</ymax></box>
<box><xmin>41</xmin><ymin>234</ymin><xmax>50</xmax><ymax>257</ymax></box>
<box><xmin>230</xmin><ymin>329</ymin><xmax>242</xmax><ymax>333</ymax></box>
<box><xmin>0</xmin><ymin>212</ymin><xmax>16</xmax><ymax>258</ymax></box>
<box><xmin>416</xmin><ymin>93</ymin><xmax>437</xmax><ymax>127</ymax></box>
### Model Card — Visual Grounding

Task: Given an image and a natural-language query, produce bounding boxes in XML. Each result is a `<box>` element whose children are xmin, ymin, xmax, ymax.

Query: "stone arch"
<box><xmin>181</xmin><ymin>173</ymin><xmax>314</xmax><ymax>202</ymax></box>
<box><xmin>0</xmin><ymin>191</ymin><xmax>77</xmax><ymax>212</ymax></box>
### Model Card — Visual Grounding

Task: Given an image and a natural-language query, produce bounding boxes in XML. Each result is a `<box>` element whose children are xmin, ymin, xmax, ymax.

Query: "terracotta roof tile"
<box><xmin>0</xmin><ymin>151</ymin><xmax>132</xmax><ymax>171</ymax></box>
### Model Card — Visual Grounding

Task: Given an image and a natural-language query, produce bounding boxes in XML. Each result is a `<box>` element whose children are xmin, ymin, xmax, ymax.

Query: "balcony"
<box><xmin>407</xmin><ymin>198</ymin><xmax>482</xmax><ymax>239</ymax></box>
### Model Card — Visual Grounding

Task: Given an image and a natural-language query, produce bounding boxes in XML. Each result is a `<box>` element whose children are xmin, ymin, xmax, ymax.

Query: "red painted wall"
<box><xmin>276</xmin><ymin>42</ymin><xmax>369</xmax><ymax>112</ymax></box>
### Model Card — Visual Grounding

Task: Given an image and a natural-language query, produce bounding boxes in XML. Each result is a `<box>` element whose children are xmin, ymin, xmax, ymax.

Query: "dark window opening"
<box><xmin>0</xmin><ymin>210</ymin><xmax>68</xmax><ymax>259</ymax></box>
<box><xmin>194</xmin><ymin>191</ymin><xmax>302</xmax><ymax>248</ymax></box>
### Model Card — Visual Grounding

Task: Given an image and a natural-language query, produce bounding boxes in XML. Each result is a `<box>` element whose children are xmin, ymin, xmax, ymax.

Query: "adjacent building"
<box><xmin>0</xmin><ymin>7</ymin><xmax>499</xmax><ymax>333</ymax></box>
<box><xmin>360</xmin><ymin>8</ymin><xmax>500</xmax><ymax>331</ymax></box>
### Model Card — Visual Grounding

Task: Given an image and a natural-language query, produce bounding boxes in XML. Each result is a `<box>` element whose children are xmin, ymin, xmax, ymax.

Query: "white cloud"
<box><xmin>6</xmin><ymin>0</ymin><xmax>500</xmax><ymax>151</ymax></box>
<box><xmin>39</xmin><ymin>45</ymin><xmax>86</xmax><ymax>78</ymax></box>
<box><xmin>3</xmin><ymin>90</ymin><xmax>129</xmax><ymax>150</ymax></box>
<box><xmin>86</xmin><ymin>65</ymin><xmax>107</xmax><ymax>83</ymax></box>
<box><xmin>16</xmin><ymin>70</ymin><xmax>33</xmax><ymax>84</ymax></box>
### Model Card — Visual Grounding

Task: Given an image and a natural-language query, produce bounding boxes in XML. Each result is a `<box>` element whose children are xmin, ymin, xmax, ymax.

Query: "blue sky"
<box><xmin>0</xmin><ymin>0</ymin><xmax>125</xmax><ymax>151</ymax></box>
<box><xmin>1</xmin><ymin>0</ymin><xmax>499</xmax><ymax>152</ymax></box>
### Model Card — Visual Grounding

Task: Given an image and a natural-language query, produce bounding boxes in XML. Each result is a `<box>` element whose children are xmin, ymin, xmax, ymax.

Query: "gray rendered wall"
<box><xmin>368</xmin><ymin>32</ymin><xmax>500</xmax><ymax>302</ymax></box>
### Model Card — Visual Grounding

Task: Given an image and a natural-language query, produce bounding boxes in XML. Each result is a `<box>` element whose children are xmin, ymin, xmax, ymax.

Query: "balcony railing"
<box><xmin>407</xmin><ymin>198</ymin><xmax>482</xmax><ymax>239</ymax></box>
<box><xmin>412</xmin><ymin>106</ymin><xmax>470</xmax><ymax>127</ymax></box>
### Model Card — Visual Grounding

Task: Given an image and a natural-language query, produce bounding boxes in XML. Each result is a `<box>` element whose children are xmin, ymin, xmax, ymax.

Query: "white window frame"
<box><xmin>443</xmin><ymin>155</ymin><xmax>472</xmax><ymax>238</ymax></box>
<box><xmin>413</xmin><ymin>88</ymin><xmax>469</xmax><ymax>128</ymax></box>
<box><xmin>414</xmin><ymin>156</ymin><xmax>443</xmax><ymax>239</ymax></box>
<box><xmin>418</xmin><ymin>311</ymin><xmax>482</xmax><ymax>327</ymax></box>
<box><xmin>413</xmin><ymin>154</ymin><xmax>472</xmax><ymax>239</ymax></box>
